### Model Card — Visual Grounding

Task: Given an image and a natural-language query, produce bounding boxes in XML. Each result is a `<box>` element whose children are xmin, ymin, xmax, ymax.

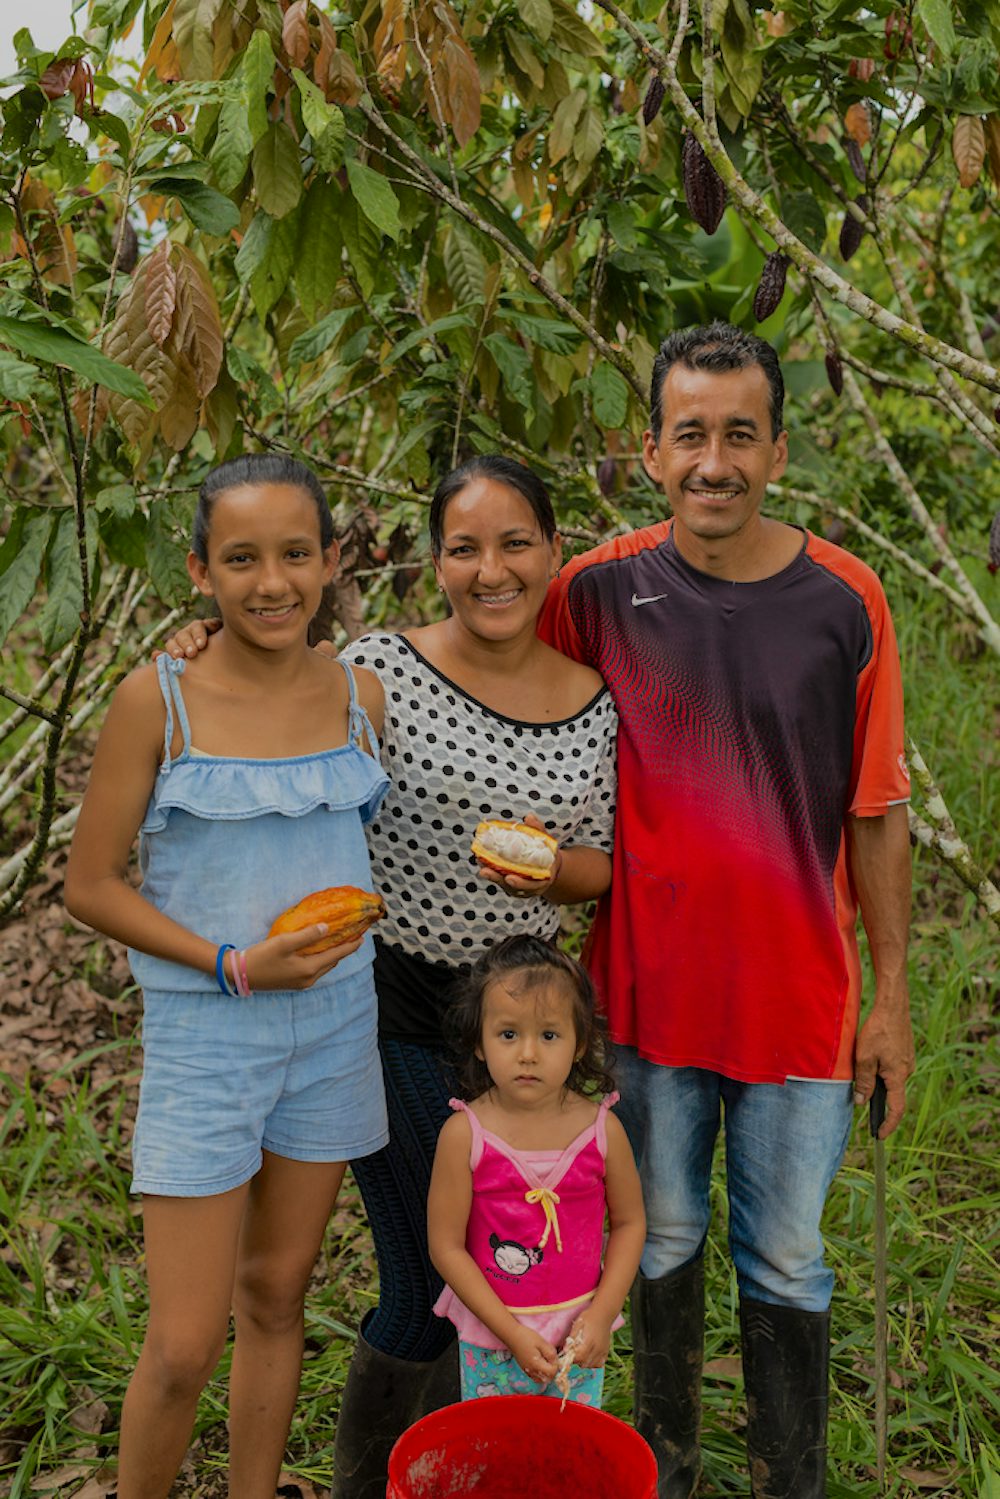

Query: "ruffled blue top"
<box><xmin>129</xmin><ymin>654</ymin><xmax>390</xmax><ymax>994</ymax></box>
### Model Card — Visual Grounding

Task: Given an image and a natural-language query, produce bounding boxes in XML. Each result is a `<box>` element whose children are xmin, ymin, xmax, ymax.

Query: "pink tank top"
<box><xmin>433</xmin><ymin>1093</ymin><xmax>621</xmax><ymax>1351</ymax></box>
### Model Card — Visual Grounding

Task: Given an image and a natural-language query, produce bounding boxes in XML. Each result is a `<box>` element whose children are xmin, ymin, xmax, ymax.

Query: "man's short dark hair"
<box><xmin>649</xmin><ymin>321</ymin><xmax>785</xmax><ymax>441</ymax></box>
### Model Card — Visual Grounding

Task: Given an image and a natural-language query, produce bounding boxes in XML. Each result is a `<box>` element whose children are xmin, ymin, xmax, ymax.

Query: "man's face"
<box><xmin>642</xmin><ymin>363</ymin><xmax>789</xmax><ymax>547</ymax></box>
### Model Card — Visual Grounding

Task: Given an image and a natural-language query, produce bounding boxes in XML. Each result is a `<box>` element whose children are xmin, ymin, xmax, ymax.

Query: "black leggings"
<box><xmin>350</xmin><ymin>1037</ymin><xmax>457</xmax><ymax>1361</ymax></box>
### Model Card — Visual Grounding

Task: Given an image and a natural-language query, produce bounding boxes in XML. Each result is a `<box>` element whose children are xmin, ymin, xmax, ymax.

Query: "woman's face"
<box><xmin>433</xmin><ymin>477</ymin><xmax>561</xmax><ymax>644</ymax></box>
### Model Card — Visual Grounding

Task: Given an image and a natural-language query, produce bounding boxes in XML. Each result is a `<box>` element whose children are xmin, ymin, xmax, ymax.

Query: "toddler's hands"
<box><xmin>508</xmin><ymin>1326</ymin><xmax>558</xmax><ymax>1386</ymax></box>
<box><xmin>563</xmin><ymin>1311</ymin><xmax>612</xmax><ymax>1369</ymax></box>
<box><xmin>475</xmin><ymin>813</ymin><xmax>562</xmax><ymax>900</ymax></box>
<box><xmin>242</xmin><ymin>927</ymin><xmax>363</xmax><ymax>992</ymax></box>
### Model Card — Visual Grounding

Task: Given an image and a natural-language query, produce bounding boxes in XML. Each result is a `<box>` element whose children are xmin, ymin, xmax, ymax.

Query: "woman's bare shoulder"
<box><xmin>537</xmin><ymin>642</ymin><xmax>605</xmax><ymax>705</ymax></box>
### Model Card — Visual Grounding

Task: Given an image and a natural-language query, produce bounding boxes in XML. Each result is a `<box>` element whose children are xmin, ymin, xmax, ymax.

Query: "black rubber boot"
<box><xmin>739</xmin><ymin>1297</ymin><xmax>830</xmax><ymax>1499</ymax></box>
<box><xmin>631</xmin><ymin>1255</ymin><xmax>704</xmax><ymax>1499</ymax></box>
<box><xmin>330</xmin><ymin>1325</ymin><xmax>457</xmax><ymax>1499</ymax></box>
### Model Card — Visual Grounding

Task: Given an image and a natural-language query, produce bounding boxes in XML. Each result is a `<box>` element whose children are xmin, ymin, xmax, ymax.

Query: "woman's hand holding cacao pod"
<box><xmin>472</xmin><ymin>814</ymin><xmax>563</xmax><ymax>899</ymax></box>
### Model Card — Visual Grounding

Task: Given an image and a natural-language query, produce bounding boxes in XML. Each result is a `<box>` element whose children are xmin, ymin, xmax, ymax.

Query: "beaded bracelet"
<box><xmin>215</xmin><ymin>943</ymin><xmax>237</xmax><ymax>995</ymax></box>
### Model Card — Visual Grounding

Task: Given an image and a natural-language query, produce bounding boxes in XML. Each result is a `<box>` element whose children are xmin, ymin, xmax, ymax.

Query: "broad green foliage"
<box><xmin>0</xmin><ymin>0</ymin><xmax>999</xmax><ymax>912</ymax></box>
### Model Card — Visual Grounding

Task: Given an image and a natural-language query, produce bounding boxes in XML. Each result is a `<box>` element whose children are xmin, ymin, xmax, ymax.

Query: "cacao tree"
<box><xmin>1</xmin><ymin>0</ymin><xmax>999</xmax><ymax>926</ymax></box>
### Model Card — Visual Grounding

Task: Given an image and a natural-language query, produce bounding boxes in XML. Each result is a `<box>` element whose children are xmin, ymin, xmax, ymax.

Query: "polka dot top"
<box><xmin>342</xmin><ymin>633</ymin><xmax>618</xmax><ymax>968</ymax></box>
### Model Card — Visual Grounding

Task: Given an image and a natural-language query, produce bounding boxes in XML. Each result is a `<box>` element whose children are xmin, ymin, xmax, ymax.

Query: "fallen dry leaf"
<box><xmin>703</xmin><ymin>1356</ymin><xmax>743</xmax><ymax>1380</ymax></box>
<box><xmin>898</xmin><ymin>1466</ymin><xmax>958</xmax><ymax>1491</ymax></box>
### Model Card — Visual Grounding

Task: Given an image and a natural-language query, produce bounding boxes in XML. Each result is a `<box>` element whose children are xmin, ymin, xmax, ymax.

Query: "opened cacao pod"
<box><xmin>269</xmin><ymin>886</ymin><xmax>386</xmax><ymax>953</ymax></box>
<box><xmin>472</xmin><ymin>820</ymin><xmax>558</xmax><ymax>881</ymax></box>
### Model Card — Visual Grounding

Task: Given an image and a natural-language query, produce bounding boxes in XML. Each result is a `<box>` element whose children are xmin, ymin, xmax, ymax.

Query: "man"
<box><xmin>537</xmin><ymin>322</ymin><xmax>914</xmax><ymax>1498</ymax></box>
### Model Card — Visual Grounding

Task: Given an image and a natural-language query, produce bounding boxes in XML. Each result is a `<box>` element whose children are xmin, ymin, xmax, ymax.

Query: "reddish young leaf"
<box><xmin>39</xmin><ymin>59</ymin><xmax>75</xmax><ymax>100</ymax></box>
<box><xmin>171</xmin><ymin>246</ymin><xmax>223</xmax><ymax>400</ymax></box>
<box><xmin>952</xmin><ymin>115</ymin><xmax>985</xmax><ymax>188</ymax></box>
<box><xmin>283</xmin><ymin>0</ymin><xmax>312</xmax><ymax>68</ymax></box>
<box><xmin>143</xmin><ymin>239</ymin><xmax>178</xmax><ymax>349</ymax></box>
<box><xmin>441</xmin><ymin>35</ymin><xmax>481</xmax><ymax>147</ymax></box>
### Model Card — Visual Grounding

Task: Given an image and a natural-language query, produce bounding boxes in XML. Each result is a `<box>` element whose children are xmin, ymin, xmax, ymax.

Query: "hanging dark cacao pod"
<box><xmin>752</xmin><ymin>252</ymin><xmax>789</xmax><ymax>322</ymax></box>
<box><xmin>845</xmin><ymin>138</ymin><xmax>867</xmax><ymax>184</ymax></box>
<box><xmin>824</xmin><ymin>351</ymin><xmax>845</xmax><ymax>396</ymax></box>
<box><xmin>988</xmin><ymin>510</ymin><xmax>1000</xmax><ymax>574</ymax></box>
<box><xmin>114</xmin><ymin>216</ymin><xmax>139</xmax><ymax>274</ymax></box>
<box><xmin>838</xmin><ymin>195</ymin><xmax>869</xmax><ymax>261</ymax></box>
<box><xmin>597</xmin><ymin>456</ymin><xmax>616</xmax><ymax>496</ymax></box>
<box><xmin>642</xmin><ymin>75</ymin><xmax>666</xmax><ymax>125</ymax></box>
<box><xmin>682</xmin><ymin>132</ymin><xmax>727</xmax><ymax>235</ymax></box>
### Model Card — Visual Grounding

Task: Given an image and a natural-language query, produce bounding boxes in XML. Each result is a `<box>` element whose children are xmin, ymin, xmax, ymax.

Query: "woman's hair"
<box><xmin>192</xmin><ymin>453</ymin><xmax>335</xmax><ymax>561</ymax></box>
<box><xmin>427</xmin><ymin>454</ymin><xmax>557</xmax><ymax>557</ymax></box>
<box><xmin>449</xmin><ymin>934</ymin><xmax>615</xmax><ymax>1100</ymax></box>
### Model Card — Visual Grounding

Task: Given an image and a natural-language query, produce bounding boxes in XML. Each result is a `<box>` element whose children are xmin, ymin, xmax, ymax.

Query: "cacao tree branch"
<box><xmin>667</xmin><ymin>0</ymin><xmax>691</xmax><ymax>70</ymax></box>
<box><xmin>906</xmin><ymin>738</ymin><xmax>1000</xmax><ymax>933</ymax></box>
<box><xmin>358</xmin><ymin>96</ymin><xmax>645</xmax><ymax>399</ymax></box>
<box><xmin>591</xmin><ymin>0</ymin><xmax>1000</xmax><ymax>395</ymax></box>
<box><xmin>770</xmin><ymin>484</ymin><xmax>978</xmax><ymax>625</ymax></box>
<box><xmin>0</xmin><ymin>686</ymin><xmax>61</xmax><ymax>726</ymax></box>
<box><xmin>699</xmin><ymin>0</ymin><xmax>718</xmax><ymax>142</ymax></box>
<box><xmin>841</xmin><ymin>366</ymin><xmax>1000</xmax><ymax>656</ymax></box>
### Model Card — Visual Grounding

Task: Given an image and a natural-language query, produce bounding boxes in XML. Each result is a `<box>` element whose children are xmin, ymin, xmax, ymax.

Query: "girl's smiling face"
<box><xmin>433</xmin><ymin>477</ymin><xmax>561</xmax><ymax>644</ymax></box>
<box><xmin>186</xmin><ymin>482</ymin><xmax>337</xmax><ymax>648</ymax></box>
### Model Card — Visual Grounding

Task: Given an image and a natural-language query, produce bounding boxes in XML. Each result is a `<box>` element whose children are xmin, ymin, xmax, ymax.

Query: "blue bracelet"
<box><xmin>215</xmin><ymin>943</ymin><xmax>237</xmax><ymax>995</ymax></box>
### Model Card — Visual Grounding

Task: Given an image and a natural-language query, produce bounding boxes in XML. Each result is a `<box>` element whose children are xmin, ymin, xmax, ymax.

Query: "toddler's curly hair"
<box><xmin>448</xmin><ymin>934</ymin><xmax>615</xmax><ymax>1101</ymax></box>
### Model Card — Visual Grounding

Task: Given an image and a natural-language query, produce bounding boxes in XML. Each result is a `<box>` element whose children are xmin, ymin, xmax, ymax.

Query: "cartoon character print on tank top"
<box><xmin>433</xmin><ymin>1093</ymin><xmax>622</xmax><ymax>1350</ymax></box>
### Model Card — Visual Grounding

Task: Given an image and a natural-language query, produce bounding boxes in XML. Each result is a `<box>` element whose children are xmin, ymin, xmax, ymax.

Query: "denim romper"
<box><xmin>129</xmin><ymin>654</ymin><xmax>391</xmax><ymax>1197</ymax></box>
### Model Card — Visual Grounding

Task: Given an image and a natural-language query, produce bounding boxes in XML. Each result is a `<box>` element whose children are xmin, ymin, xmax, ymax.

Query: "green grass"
<box><xmin>2</xmin><ymin>909</ymin><xmax>996</xmax><ymax>1497</ymax></box>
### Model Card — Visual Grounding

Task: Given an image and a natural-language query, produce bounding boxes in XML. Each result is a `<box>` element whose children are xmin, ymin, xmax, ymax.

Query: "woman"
<box><xmin>165</xmin><ymin>455</ymin><xmax>617</xmax><ymax>1496</ymax></box>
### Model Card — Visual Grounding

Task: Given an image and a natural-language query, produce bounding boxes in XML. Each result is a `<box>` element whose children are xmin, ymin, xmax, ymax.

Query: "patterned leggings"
<box><xmin>350</xmin><ymin>1037</ymin><xmax>457</xmax><ymax>1361</ymax></box>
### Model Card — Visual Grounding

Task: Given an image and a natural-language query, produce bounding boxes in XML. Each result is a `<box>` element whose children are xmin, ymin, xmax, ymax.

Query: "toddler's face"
<box><xmin>476</xmin><ymin>974</ymin><xmax>582</xmax><ymax>1104</ymax></box>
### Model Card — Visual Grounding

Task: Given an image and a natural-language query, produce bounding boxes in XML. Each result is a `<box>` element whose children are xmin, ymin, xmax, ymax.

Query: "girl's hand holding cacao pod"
<box><xmin>243</xmin><ymin>926</ymin><xmax>366</xmax><ymax>992</ymax></box>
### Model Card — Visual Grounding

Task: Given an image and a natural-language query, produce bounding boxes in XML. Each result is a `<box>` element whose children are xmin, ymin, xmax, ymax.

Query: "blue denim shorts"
<box><xmin>132</xmin><ymin>965</ymin><xmax>389</xmax><ymax>1197</ymax></box>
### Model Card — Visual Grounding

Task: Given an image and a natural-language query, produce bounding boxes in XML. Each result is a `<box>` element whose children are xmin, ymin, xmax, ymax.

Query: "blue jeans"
<box><xmin>614</xmin><ymin>1049</ymin><xmax>853</xmax><ymax>1313</ymax></box>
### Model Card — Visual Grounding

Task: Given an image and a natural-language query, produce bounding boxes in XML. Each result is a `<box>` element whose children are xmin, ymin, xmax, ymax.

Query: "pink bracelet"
<box><xmin>238</xmin><ymin>949</ymin><xmax>252</xmax><ymax>998</ymax></box>
<box><xmin>228</xmin><ymin>947</ymin><xmax>246</xmax><ymax>998</ymax></box>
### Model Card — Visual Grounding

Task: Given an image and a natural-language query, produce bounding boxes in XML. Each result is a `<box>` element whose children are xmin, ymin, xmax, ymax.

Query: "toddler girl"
<box><xmin>427</xmin><ymin>935</ymin><xmax>644</xmax><ymax>1406</ymax></box>
<box><xmin>65</xmin><ymin>454</ymin><xmax>389</xmax><ymax>1499</ymax></box>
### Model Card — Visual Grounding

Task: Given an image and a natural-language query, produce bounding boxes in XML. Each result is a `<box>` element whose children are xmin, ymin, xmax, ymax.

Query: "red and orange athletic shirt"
<box><xmin>537</xmin><ymin>522</ymin><xmax>909</xmax><ymax>1083</ymax></box>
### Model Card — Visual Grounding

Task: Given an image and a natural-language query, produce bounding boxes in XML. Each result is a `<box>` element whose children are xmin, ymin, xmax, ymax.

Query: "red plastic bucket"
<box><xmin>385</xmin><ymin>1394</ymin><xmax>657</xmax><ymax>1499</ymax></box>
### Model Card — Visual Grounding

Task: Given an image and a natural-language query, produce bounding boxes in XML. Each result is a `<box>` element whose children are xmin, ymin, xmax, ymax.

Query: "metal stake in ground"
<box><xmin>871</xmin><ymin>1074</ymin><xmax>888</xmax><ymax>1489</ymax></box>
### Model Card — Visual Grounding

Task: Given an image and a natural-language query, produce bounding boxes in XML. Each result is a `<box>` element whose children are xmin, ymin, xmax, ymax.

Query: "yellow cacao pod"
<box><xmin>268</xmin><ymin>886</ymin><xmax>386</xmax><ymax>953</ymax></box>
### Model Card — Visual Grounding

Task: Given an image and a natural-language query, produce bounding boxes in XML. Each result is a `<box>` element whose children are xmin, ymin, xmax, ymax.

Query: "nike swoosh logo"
<box><xmin>631</xmin><ymin>592</ymin><xmax>669</xmax><ymax>607</ymax></box>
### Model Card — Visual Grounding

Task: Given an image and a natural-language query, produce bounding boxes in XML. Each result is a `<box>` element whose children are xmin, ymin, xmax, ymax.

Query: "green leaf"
<box><xmin>548</xmin><ymin>0</ymin><xmax>604</xmax><ymax>59</ymax></box>
<box><xmin>151</xmin><ymin>177</ymin><xmax>240</xmax><ymax>236</ymax></box>
<box><xmin>242</xmin><ymin>27</ymin><xmax>274</xmax><ymax>144</ymax></box>
<box><xmin>250</xmin><ymin>208</ymin><xmax>299</xmax><ymax>319</ymax></box>
<box><xmin>573</xmin><ymin>105</ymin><xmax>603</xmax><ymax>168</ymax></box>
<box><xmin>95</xmin><ymin>482</ymin><xmax>137</xmax><ymax>518</ymax></box>
<box><xmin>173</xmin><ymin>0</ymin><xmax>226</xmax><ymax>79</ymax></box>
<box><xmin>234</xmin><ymin>211</ymin><xmax>274</xmax><ymax>284</ymax></box>
<box><xmin>346</xmin><ymin>159</ymin><xmax>401</xmax><ymax>243</ymax></box>
<box><xmin>606</xmin><ymin>201</ymin><xmax>638</xmax><ymax>253</ymax></box>
<box><xmin>549</xmin><ymin>88</ymin><xmax>586</xmax><ymax>165</ymax></box>
<box><xmin>917</xmin><ymin>0</ymin><xmax>956</xmax><ymax>58</ymax></box>
<box><xmin>591</xmin><ymin>362</ymin><xmax>628</xmax><ymax>428</ymax></box>
<box><xmin>288</xmin><ymin>306</ymin><xmax>357</xmax><ymax>366</ymax></box>
<box><xmin>37</xmin><ymin>509</ymin><xmax>84</xmax><ymax>654</ymax></box>
<box><xmin>484</xmin><ymin>332</ymin><xmax>534</xmax><ymax>412</ymax></box>
<box><xmin>293</xmin><ymin>68</ymin><xmax>346</xmax><ymax>171</ymax></box>
<box><xmin>252</xmin><ymin>121</ymin><xmax>302</xmax><ymax>219</ymax></box>
<box><xmin>0</xmin><ymin>350</ymin><xmax>41</xmax><ymax>401</ymax></box>
<box><xmin>294</xmin><ymin>180</ymin><xmax>344</xmax><ymax>320</ymax></box>
<box><xmin>516</xmin><ymin>0</ymin><xmax>553</xmax><ymax>43</ymax></box>
<box><xmin>0</xmin><ymin>513</ymin><xmax>50</xmax><ymax>648</ymax></box>
<box><xmin>211</xmin><ymin>96</ymin><xmax>253</xmax><ymax>193</ymax></box>
<box><xmin>385</xmin><ymin>311</ymin><xmax>477</xmax><ymax>367</ymax></box>
<box><xmin>146</xmin><ymin>502</ymin><xmax>193</xmax><ymax>606</ymax></box>
<box><xmin>782</xmin><ymin>191</ymin><xmax>827</xmax><ymax>253</ymax></box>
<box><xmin>498</xmin><ymin>309</ymin><xmax>582</xmax><ymax>353</ymax></box>
<box><xmin>443</xmin><ymin>225</ymin><xmax>486</xmax><ymax>304</ymax></box>
<box><xmin>0</xmin><ymin>316</ymin><xmax>153</xmax><ymax>405</ymax></box>
<box><xmin>340</xmin><ymin>197</ymin><xmax>381</xmax><ymax>298</ymax></box>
